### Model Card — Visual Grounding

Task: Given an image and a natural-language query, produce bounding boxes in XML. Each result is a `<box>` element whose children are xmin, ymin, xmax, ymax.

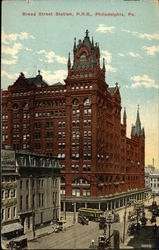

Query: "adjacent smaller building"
<box><xmin>1</xmin><ymin>149</ymin><xmax>61</xmax><ymax>234</ymax></box>
<box><xmin>1</xmin><ymin>149</ymin><xmax>19</xmax><ymax>225</ymax></box>
<box><xmin>145</xmin><ymin>165</ymin><xmax>159</xmax><ymax>195</ymax></box>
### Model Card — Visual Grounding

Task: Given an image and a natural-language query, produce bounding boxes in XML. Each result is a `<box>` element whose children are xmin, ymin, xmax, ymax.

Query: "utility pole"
<box><xmin>123</xmin><ymin>203</ymin><xmax>127</xmax><ymax>243</ymax></box>
<box><xmin>73</xmin><ymin>202</ymin><xmax>76</xmax><ymax>224</ymax></box>
<box><xmin>31</xmin><ymin>176</ymin><xmax>36</xmax><ymax>238</ymax></box>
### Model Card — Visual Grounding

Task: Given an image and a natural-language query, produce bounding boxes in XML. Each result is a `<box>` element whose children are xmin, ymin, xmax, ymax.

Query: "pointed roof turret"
<box><xmin>123</xmin><ymin>107</ymin><xmax>127</xmax><ymax>125</ymax></box>
<box><xmin>135</xmin><ymin>105</ymin><xmax>142</xmax><ymax>135</ymax></box>
<box><xmin>83</xmin><ymin>29</ymin><xmax>92</xmax><ymax>51</ymax></box>
<box><xmin>91</xmin><ymin>37</ymin><xmax>94</xmax><ymax>48</ymax></box>
<box><xmin>67</xmin><ymin>52</ymin><xmax>71</xmax><ymax>68</ymax></box>
<box><xmin>103</xmin><ymin>58</ymin><xmax>105</xmax><ymax>72</ymax></box>
<box><xmin>73</xmin><ymin>38</ymin><xmax>76</xmax><ymax>51</ymax></box>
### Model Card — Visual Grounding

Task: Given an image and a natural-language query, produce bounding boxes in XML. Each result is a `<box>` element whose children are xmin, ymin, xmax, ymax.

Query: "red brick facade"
<box><xmin>2</xmin><ymin>31</ymin><xmax>145</xmax><ymax>199</ymax></box>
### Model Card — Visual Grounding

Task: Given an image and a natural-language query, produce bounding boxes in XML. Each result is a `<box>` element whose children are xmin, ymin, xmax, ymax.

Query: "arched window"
<box><xmin>12</xmin><ymin>103</ymin><xmax>18</xmax><ymax>109</ymax></box>
<box><xmin>80</xmin><ymin>52</ymin><xmax>87</xmax><ymax>63</ymax></box>
<box><xmin>23</xmin><ymin>102</ymin><xmax>29</xmax><ymax>109</ymax></box>
<box><xmin>98</xmin><ymin>176</ymin><xmax>104</xmax><ymax>184</ymax></box>
<box><xmin>72</xmin><ymin>98</ymin><xmax>79</xmax><ymax>105</ymax></box>
<box><xmin>84</xmin><ymin>98</ymin><xmax>91</xmax><ymax>105</ymax></box>
<box><xmin>72</xmin><ymin>177</ymin><xmax>90</xmax><ymax>185</ymax></box>
<box><xmin>115</xmin><ymin>176</ymin><xmax>119</xmax><ymax>182</ymax></box>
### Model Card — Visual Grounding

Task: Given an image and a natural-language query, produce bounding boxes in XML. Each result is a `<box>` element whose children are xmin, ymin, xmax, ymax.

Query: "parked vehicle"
<box><xmin>98</xmin><ymin>235</ymin><xmax>110</xmax><ymax>249</ymax></box>
<box><xmin>2</xmin><ymin>223</ymin><xmax>27</xmax><ymax>249</ymax></box>
<box><xmin>78</xmin><ymin>215</ymin><xmax>89</xmax><ymax>225</ymax></box>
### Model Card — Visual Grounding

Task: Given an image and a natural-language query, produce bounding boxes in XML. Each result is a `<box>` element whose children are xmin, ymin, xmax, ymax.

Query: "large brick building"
<box><xmin>2</xmin><ymin>30</ymin><xmax>149</xmax><ymax>211</ymax></box>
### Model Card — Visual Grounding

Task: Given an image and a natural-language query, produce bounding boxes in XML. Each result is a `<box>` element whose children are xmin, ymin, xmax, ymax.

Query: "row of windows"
<box><xmin>2</xmin><ymin>124</ymin><xmax>8</xmax><ymax>130</ymax></box>
<box><xmin>72</xmin><ymin>98</ymin><xmax>91</xmax><ymax>105</ymax></box>
<box><xmin>2</xmin><ymin>134</ymin><xmax>8</xmax><ymax>141</ymax></box>
<box><xmin>2</xmin><ymin>189</ymin><xmax>16</xmax><ymax>199</ymax></box>
<box><xmin>36</xmin><ymin>100</ymin><xmax>66</xmax><ymax>107</ymax></box>
<box><xmin>71</xmin><ymin>84</ymin><xmax>93</xmax><ymax>90</ymax></box>
<box><xmin>35</xmin><ymin>89</ymin><xmax>66</xmax><ymax>95</ymax></box>
<box><xmin>2</xmin><ymin>176</ymin><xmax>16</xmax><ymax>183</ymax></box>
<box><xmin>2</xmin><ymin>114</ymin><xmax>8</xmax><ymax>120</ymax></box>
<box><xmin>1</xmin><ymin>207</ymin><xmax>16</xmax><ymax>221</ymax></box>
<box><xmin>151</xmin><ymin>183</ymin><xmax>159</xmax><ymax>188</ymax></box>
<box><xmin>72</xmin><ymin>188</ymin><xmax>90</xmax><ymax>196</ymax></box>
<box><xmin>35</xmin><ymin>110</ymin><xmax>66</xmax><ymax>118</ymax></box>
<box><xmin>20</xmin><ymin>179</ymin><xmax>46</xmax><ymax>189</ymax></box>
<box><xmin>72</xmin><ymin>109</ymin><xmax>92</xmax><ymax>116</ymax></box>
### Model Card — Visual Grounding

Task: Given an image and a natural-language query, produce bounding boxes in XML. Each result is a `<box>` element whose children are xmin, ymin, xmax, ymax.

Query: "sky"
<box><xmin>2</xmin><ymin>0</ymin><xmax>159</xmax><ymax>167</ymax></box>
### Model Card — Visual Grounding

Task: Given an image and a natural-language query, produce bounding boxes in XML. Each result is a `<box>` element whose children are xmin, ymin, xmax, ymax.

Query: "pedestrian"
<box><xmin>89</xmin><ymin>239</ymin><xmax>97</xmax><ymax>249</ymax></box>
<box><xmin>153</xmin><ymin>223</ymin><xmax>158</xmax><ymax>237</ymax></box>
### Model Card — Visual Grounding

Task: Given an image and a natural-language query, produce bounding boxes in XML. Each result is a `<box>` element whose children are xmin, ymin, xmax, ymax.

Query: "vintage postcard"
<box><xmin>1</xmin><ymin>0</ymin><xmax>159</xmax><ymax>249</ymax></box>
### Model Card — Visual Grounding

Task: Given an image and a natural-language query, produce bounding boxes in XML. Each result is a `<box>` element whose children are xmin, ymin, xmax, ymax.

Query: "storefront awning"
<box><xmin>2</xmin><ymin>223</ymin><xmax>23</xmax><ymax>234</ymax></box>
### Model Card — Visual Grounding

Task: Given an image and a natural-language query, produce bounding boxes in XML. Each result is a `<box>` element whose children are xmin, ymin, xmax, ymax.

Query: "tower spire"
<box><xmin>123</xmin><ymin>107</ymin><xmax>127</xmax><ymax>125</ymax></box>
<box><xmin>67</xmin><ymin>52</ymin><xmax>71</xmax><ymax>69</ymax></box>
<box><xmin>85</xmin><ymin>29</ymin><xmax>89</xmax><ymax>37</ymax></box>
<box><xmin>103</xmin><ymin>58</ymin><xmax>105</xmax><ymax>72</ymax></box>
<box><xmin>91</xmin><ymin>37</ymin><xmax>94</xmax><ymax>48</ymax></box>
<box><xmin>73</xmin><ymin>38</ymin><xmax>76</xmax><ymax>51</ymax></box>
<box><xmin>135</xmin><ymin>105</ymin><xmax>141</xmax><ymax>136</ymax></box>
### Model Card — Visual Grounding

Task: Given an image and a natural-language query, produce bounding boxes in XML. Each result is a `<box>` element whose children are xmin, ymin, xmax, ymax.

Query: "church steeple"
<box><xmin>135</xmin><ymin>105</ymin><xmax>141</xmax><ymax>135</ymax></box>
<box><xmin>131</xmin><ymin>105</ymin><xmax>145</xmax><ymax>137</ymax></box>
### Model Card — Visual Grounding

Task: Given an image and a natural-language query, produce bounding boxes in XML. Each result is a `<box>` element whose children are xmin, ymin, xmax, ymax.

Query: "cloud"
<box><xmin>26</xmin><ymin>47</ymin><xmax>32</xmax><ymax>51</ymax></box>
<box><xmin>96</xmin><ymin>24</ymin><xmax>115</xmax><ymax>33</ymax></box>
<box><xmin>106</xmin><ymin>65</ymin><xmax>117</xmax><ymax>72</ymax></box>
<box><xmin>41</xmin><ymin>69</ymin><xmax>67</xmax><ymax>83</ymax></box>
<box><xmin>37</xmin><ymin>50</ymin><xmax>67</xmax><ymax>64</ymax></box>
<box><xmin>45</xmin><ymin>51</ymin><xmax>55</xmax><ymax>63</ymax></box>
<box><xmin>143</xmin><ymin>45</ymin><xmax>159</xmax><ymax>55</ymax></box>
<box><xmin>2</xmin><ymin>43</ymin><xmax>23</xmax><ymax>59</ymax></box>
<box><xmin>129</xmin><ymin>52</ymin><xmax>141</xmax><ymax>58</ymax></box>
<box><xmin>37</xmin><ymin>50</ymin><xmax>47</xmax><ymax>55</ymax></box>
<box><xmin>101</xmin><ymin>50</ymin><xmax>116</xmax><ymax>72</ymax></box>
<box><xmin>1</xmin><ymin>70</ymin><xmax>19</xmax><ymax>80</ymax></box>
<box><xmin>2</xmin><ymin>29</ymin><xmax>35</xmax><ymax>44</ymax></box>
<box><xmin>101</xmin><ymin>50</ymin><xmax>112</xmax><ymax>63</ymax></box>
<box><xmin>119</xmin><ymin>53</ymin><xmax>125</xmax><ymax>57</ymax></box>
<box><xmin>122</xmin><ymin>29</ymin><xmax>159</xmax><ymax>40</ymax></box>
<box><xmin>130</xmin><ymin>75</ymin><xmax>159</xmax><ymax>89</ymax></box>
<box><xmin>1</xmin><ymin>58</ymin><xmax>16</xmax><ymax>65</ymax></box>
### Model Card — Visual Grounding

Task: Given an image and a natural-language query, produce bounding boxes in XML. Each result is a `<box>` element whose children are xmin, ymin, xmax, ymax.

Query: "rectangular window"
<box><xmin>26</xmin><ymin>195</ymin><xmax>29</xmax><ymax>209</ymax></box>
<box><xmin>8</xmin><ymin>208</ymin><xmax>11</xmax><ymax>219</ymax></box>
<box><xmin>2</xmin><ymin>190</ymin><xmax>4</xmax><ymax>200</ymax></box>
<box><xmin>2</xmin><ymin>209</ymin><xmax>4</xmax><ymax>221</ymax></box>
<box><xmin>13</xmin><ymin>189</ymin><xmax>16</xmax><ymax>198</ymax></box>
<box><xmin>20</xmin><ymin>195</ymin><xmax>23</xmax><ymax>210</ymax></box>
<box><xmin>13</xmin><ymin>207</ymin><xmax>16</xmax><ymax>218</ymax></box>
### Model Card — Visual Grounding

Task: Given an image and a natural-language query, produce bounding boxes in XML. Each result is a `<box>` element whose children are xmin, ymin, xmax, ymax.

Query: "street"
<box><xmin>28</xmin><ymin>197</ymin><xmax>159</xmax><ymax>249</ymax></box>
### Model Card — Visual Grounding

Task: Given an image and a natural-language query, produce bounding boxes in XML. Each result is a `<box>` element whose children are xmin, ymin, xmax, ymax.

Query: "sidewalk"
<box><xmin>27</xmin><ymin>213</ymin><xmax>75</xmax><ymax>242</ymax></box>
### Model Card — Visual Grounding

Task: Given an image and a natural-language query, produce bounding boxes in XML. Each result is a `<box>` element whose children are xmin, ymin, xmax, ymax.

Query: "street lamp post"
<box><xmin>72</xmin><ymin>202</ymin><xmax>76</xmax><ymax>224</ymax></box>
<box><xmin>106</xmin><ymin>212</ymin><xmax>112</xmax><ymax>245</ymax></box>
<box><xmin>31</xmin><ymin>176</ymin><xmax>36</xmax><ymax>238</ymax></box>
<box><xmin>123</xmin><ymin>203</ymin><xmax>127</xmax><ymax>243</ymax></box>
